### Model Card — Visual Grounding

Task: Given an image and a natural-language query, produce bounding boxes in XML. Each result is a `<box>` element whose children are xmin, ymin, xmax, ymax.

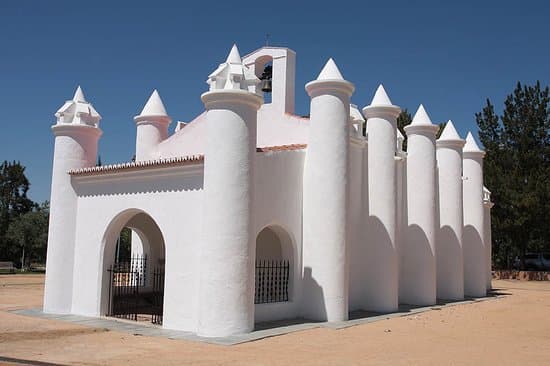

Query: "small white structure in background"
<box><xmin>43</xmin><ymin>44</ymin><xmax>494</xmax><ymax>337</ymax></box>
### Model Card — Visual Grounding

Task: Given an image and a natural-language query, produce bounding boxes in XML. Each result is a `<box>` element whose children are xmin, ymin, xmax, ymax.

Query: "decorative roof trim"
<box><xmin>256</xmin><ymin>144</ymin><xmax>307</xmax><ymax>152</ymax></box>
<box><xmin>69</xmin><ymin>144</ymin><xmax>307</xmax><ymax>176</ymax></box>
<box><xmin>69</xmin><ymin>155</ymin><xmax>204</xmax><ymax>176</ymax></box>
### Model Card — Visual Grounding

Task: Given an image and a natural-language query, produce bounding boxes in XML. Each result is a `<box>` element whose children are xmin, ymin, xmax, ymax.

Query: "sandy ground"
<box><xmin>1</xmin><ymin>275</ymin><xmax>549</xmax><ymax>365</ymax></box>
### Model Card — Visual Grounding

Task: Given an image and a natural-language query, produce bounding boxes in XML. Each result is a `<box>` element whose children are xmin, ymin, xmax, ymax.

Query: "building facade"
<box><xmin>43</xmin><ymin>45</ymin><xmax>493</xmax><ymax>337</ymax></box>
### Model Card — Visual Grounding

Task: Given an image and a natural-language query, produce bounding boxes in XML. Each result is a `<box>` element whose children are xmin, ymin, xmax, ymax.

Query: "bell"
<box><xmin>260</xmin><ymin>79</ymin><xmax>272</xmax><ymax>93</ymax></box>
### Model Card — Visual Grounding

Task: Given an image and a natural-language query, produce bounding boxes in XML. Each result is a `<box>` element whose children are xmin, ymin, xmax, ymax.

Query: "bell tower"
<box><xmin>242</xmin><ymin>47</ymin><xmax>296</xmax><ymax>115</ymax></box>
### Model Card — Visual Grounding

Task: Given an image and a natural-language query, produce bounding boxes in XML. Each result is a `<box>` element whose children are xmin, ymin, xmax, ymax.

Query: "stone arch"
<box><xmin>255</xmin><ymin>224</ymin><xmax>295</xmax><ymax>302</ymax></box>
<box><xmin>99</xmin><ymin>208</ymin><xmax>166</xmax><ymax>317</ymax></box>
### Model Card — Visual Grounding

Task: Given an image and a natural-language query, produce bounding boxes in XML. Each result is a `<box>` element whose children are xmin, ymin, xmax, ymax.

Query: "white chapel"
<box><xmin>43</xmin><ymin>44</ymin><xmax>493</xmax><ymax>337</ymax></box>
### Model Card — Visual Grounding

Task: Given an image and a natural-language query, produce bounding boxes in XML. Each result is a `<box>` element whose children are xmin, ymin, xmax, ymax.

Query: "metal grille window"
<box><xmin>255</xmin><ymin>260</ymin><xmax>290</xmax><ymax>304</ymax></box>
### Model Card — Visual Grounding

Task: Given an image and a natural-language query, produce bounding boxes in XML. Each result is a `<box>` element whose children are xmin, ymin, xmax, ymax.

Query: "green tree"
<box><xmin>0</xmin><ymin>161</ymin><xmax>35</xmax><ymax>260</ymax></box>
<box><xmin>397</xmin><ymin>109</ymin><xmax>412</xmax><ymax>151</ymax></box>
<box><xmin>476</xmin><ymin>81</ymin><xmax>550</xmax><ymax>269</ymax></box>
<box><xmin>115</xmin><ymin>227</ymin><xmax>132</xmax><ymax>262</ymax></box>
<box><xmin>436</xmin><ymin>121</ymin><xmax>447</xmax><ymax>139</ymax></box>
<box><xmin>5</xmin><ymin>202</ymin><xmax>49</xmax><ymax>268</ymax></box>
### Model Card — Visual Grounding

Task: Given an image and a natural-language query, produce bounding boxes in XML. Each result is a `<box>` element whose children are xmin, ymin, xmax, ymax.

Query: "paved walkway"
<box><xmin>11</xmin><ymin>297</ymin><xmax>496</xmax><ymax>346</ymax></box>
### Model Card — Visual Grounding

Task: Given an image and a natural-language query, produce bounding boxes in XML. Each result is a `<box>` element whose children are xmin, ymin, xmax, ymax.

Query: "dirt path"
<box><xmin>1</xmin><ymin>275</ymin><xmax>549</xmax><ymax>365</ymax></box>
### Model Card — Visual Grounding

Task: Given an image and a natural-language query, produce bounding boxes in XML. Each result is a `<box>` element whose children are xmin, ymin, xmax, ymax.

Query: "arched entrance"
<box><xmin>255</xmin><ymin>225</ymin><xmax>294</xmax><ymax>304</ymax></box>
<box><xmin>100</xmin><ymin>210</ymin><xmax>166</xmax><ymax>325</ymax></box>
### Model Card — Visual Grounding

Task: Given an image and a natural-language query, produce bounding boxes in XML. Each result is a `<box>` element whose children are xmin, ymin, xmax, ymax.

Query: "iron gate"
<box><xmin>107</xmin><ymin>255</ymin><xmax>164</xmax><ymax>325</ymax></box>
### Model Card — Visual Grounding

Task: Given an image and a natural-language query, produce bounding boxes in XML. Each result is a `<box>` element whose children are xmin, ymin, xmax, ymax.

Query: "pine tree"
<box><xmin>0</xmin><ymin>161</ymin><xmax>35</xmax><ymax>260</ymax></box>
<box><xmin>397</xmin><ymin>109</ymin><xmax>412</xmax><ymax>151</ymax></box>
<box><xmin>476</xmin><ymin>81</ymin><xmax>550</xmax><ymax>268</ymax></box>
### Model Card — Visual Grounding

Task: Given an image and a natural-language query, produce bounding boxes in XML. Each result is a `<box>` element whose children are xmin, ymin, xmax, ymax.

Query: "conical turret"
<box><xmin>401</xmin><ymin>103</ymin><xmax>438</xmax><ymax>306</ymax></box>
<box><xmin>462</xmin><ymin>130</ymin><xmax>487</xmax><ymax>297</ymax></box>
<box><xmin>370</xmin><ymin>84</ymin><xmax>393</xmax><ymax>106</ymax></box>
<box><xmin>464</xmin><ymin>132</ymin><xmax>485</xmax><ymax>155</ymax></box>
<box><xmin>438</xmin><ymin>120</ymin><xmax>462</xmax><ymax>141</ymax></box>
<box><xmin>317</xmin><ymin>58</ymin><xmax>344</xmax><ymax>80</ymax></box>
<box><xmin>303</xmin><ymin>57</ymin><xmax>354</xmax><ymax>321</ymax></box>
<box><xmin>45</xmin><ymin>87</ymin><xmax>102</xmax><ymax>314</ymax></box>
<box><xmin>436</xmin><ymin>120</ymin><xmax>466</xmax><ymax>300</ymax></box>
<box><xmin>411</xmin><ymin>104</ymin><xmax>434</xmax><ymax>126</ymax></box>
<box><xmin>361</xmin><ymin>83</ymin><xmax>401</xmax><ymax>312</ymax></box>
<box><xmin>133</xmin><ymin>90</ymin><xmax>172</xmax><ymax>161</ymax></box>
<box><xmin>198</xmin><ymin>44</ymin><xmax>263</xmax><ymax>338</ymax></box>
<box><xmin>138</xmin><ymin>89</ymin><xmax>168</xmax><ymax>117</ymax></box>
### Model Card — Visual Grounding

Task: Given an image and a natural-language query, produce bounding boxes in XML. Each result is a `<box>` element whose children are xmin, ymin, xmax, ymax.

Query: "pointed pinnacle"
<box><xmin>411</xmin><ymin>104</ymin><xmax>434</xmax><ymax>125</ymax></box>
<box><xmin>226</xmin><ymin>44</ymin><xmax>242</xmax><ymax>64</ymax></box>
<box><xmin>370</xmin><ymin>84</ymin><xmax>393</xmax><ymax>106</ymax></box>
<box><xmin>464</xmin><ymin>131</ymin><xmax>483</xmax><ymax>152</ymax></box>
<box><xmin>73</xmin><ymin>86</ymin><xmax>86</xmax><ymax>102</ymax></box>
<box><xmin>317</xmin><ymin>58</ymin><xmax>344</xmax><ymax>80</ymax></box>
<box><xmin>140</xmin><ymin>89</ymin><xmax>168</xmax><ymax>116</ymax></box>
<box><xmin>438</xmin><ymin>120</ymin><xmax>463</xmax><ymax>141</ymax></box>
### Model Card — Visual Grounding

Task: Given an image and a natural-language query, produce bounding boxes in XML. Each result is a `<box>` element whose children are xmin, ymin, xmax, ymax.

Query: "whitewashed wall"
<box><xmin>348</xmin><ymin>141</ymin><xmax>368</xmax><ymax>310</ymax></box>
<box><xmin>69</xmin><ymin>165</ymin><xmax>203</xmax><ymax>333</ymax></box>
<box><xmin>253</xmin><ymin>149</ymin><xmax>305</xmax><ymax>323</ymax></box>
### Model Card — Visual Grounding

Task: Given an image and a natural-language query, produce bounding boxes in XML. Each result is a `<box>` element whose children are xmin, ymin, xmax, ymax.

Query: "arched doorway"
<box><xmin>255</xmin><ymin>225</ymin><xmax>294</xmax><ymax>304</ymax></box>
<box><xmin>100</xmin><ymin>210</ymin><xmax>166</xmax><ymax>325</ymax></box>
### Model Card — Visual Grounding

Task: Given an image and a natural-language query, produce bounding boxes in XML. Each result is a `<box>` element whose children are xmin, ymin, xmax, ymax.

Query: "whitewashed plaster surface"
<box><xmin>44</xmin><ymin>45</ymin><xmax>494</xmax><ymax>338</ymax></box>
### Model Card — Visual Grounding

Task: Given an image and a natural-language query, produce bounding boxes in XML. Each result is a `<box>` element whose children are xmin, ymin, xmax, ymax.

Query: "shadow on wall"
<box><xmin>401</xmin><ymin>224</ymin><xmax>435</xmax><ymax>305</ymax></box>
<box><xmin>437</xmin><ymin>225</ymin><xmax>463</xmax><ymax>299</ymax></box>
<box><xmin>302</xmin><ymin>267</ymin><xmax>326</xmax><ymax>321</ymax></box>
<box><xmin>72</xmin><ymin>173</ymin><xmax>203</xmax><ymax>197</ymax></box>
<box><xmin>463</xmin><ymin>224</ymin><xmax>486</xmax><ymax>294</ymax></box>
<box><xmin>363</xmin><ymin>215</ymin><xmax>397</xmax><ymax>311</ymax></box>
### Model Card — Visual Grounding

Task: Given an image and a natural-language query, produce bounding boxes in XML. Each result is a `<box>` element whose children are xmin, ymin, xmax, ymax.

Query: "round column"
<box><xmin>401</xmin><ymin>105</ymin><xmax>438</xmax><ymax>306</ymax></box>
<box><xmin>44</xmin><ymin>87</ymin><xmax>101</xmax><ymax>314</ymax></box>
<box><xmin>134</xmin><ymin>90</ymin><xmax>171</xmax><ymax>161</ymax></box>
<box><xmin>463</xmin><ymin>132</ymin><xmax>487</xmax><ymax>297</ymax></box>
<box><xmin>362</xmin><ymin>85</ymin><xmax>401</xmax><ymax>312</ymax></box>
<box><xmin>436</xmin><ymin>121</ymin><xmax>465</xmax><ymax>300</ymax></box>
<box><xmin>302</xmin><ymin>59</ymin><xmax>354</xmax><ymax>321</ymax></box>
<box><xmin>44</xmin><ymin>124</ymin><xmax>101</xmax><ymax>313</ymax></box>
<box><xmin>198</xmin><ymin>89</ymin><xmax>262</xmax><ymax>337</ymax></box>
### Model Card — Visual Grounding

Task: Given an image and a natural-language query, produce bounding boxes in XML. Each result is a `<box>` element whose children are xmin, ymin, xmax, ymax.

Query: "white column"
<box><xmin>463</xmin><ymin>132</ymin><xmax>486</xmax><ymax>297</ymax></box>
<box><xmin>302</xmin><ymin>58</ymin><xmax>354</xmax><ymax>321</ymax></box>
<box><xmin>44</xmin><ymin>87</ymin><xmax>101</xmax><ymax>314</ymax></box>
<box><xmin>362</xmin><ymin>85</ymin><xmax>401</xmax><ymax>312</ymax></box>
<box><xmin>401</xmin><ymin>105</ymin><xmax>438</xmax><ymax>306</ymax></box>
<box><xmin>197</xmin><ymin>45</ymin><xmax>263</xmax><ymax>337</ymax></box>
<box><xmin>483</xmin><ymin>187</ymin><xmax>494</xmax><ymax>290</ymax></box>
<box><xmin>436</xmin><ymin>121</ymin><xmax>465</xmax><ymax>300</ymax></box>
<box><xmin>134</xmin><ymin>90</ymin><xmax>171</xmax><ymax>161</ymax></box>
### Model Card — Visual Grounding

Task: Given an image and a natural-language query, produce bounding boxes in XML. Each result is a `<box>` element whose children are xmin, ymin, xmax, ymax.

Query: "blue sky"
<box><xmin>0</xmin><ymin>0</ymin><xmax>548</xmax><ymax>203</ymax></box>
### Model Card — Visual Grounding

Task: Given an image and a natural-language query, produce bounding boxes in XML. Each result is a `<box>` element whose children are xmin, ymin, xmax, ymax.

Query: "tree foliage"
<box><xmin>397</xmin><ymin>109</ymin><xmax>412</xmax><ymax>151</ymax></box>
<box><xmin>116</xmin><ymin>227</ymin><xmax>132</xmax><ymax>262</ymax></box>
<box><xmin>476</xmin><ymin>81</ymin><xmax>550</xmax><ymax>268</ymax></box>
<box><xmin>6</xmin><ymin>202</ymin><xmax>49</xmax><ymax>268</ymax></box>
<box><xmin>0</xmin><ymin>161</ymin><xmax>36</xmax><ymax>262</ymax></box>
